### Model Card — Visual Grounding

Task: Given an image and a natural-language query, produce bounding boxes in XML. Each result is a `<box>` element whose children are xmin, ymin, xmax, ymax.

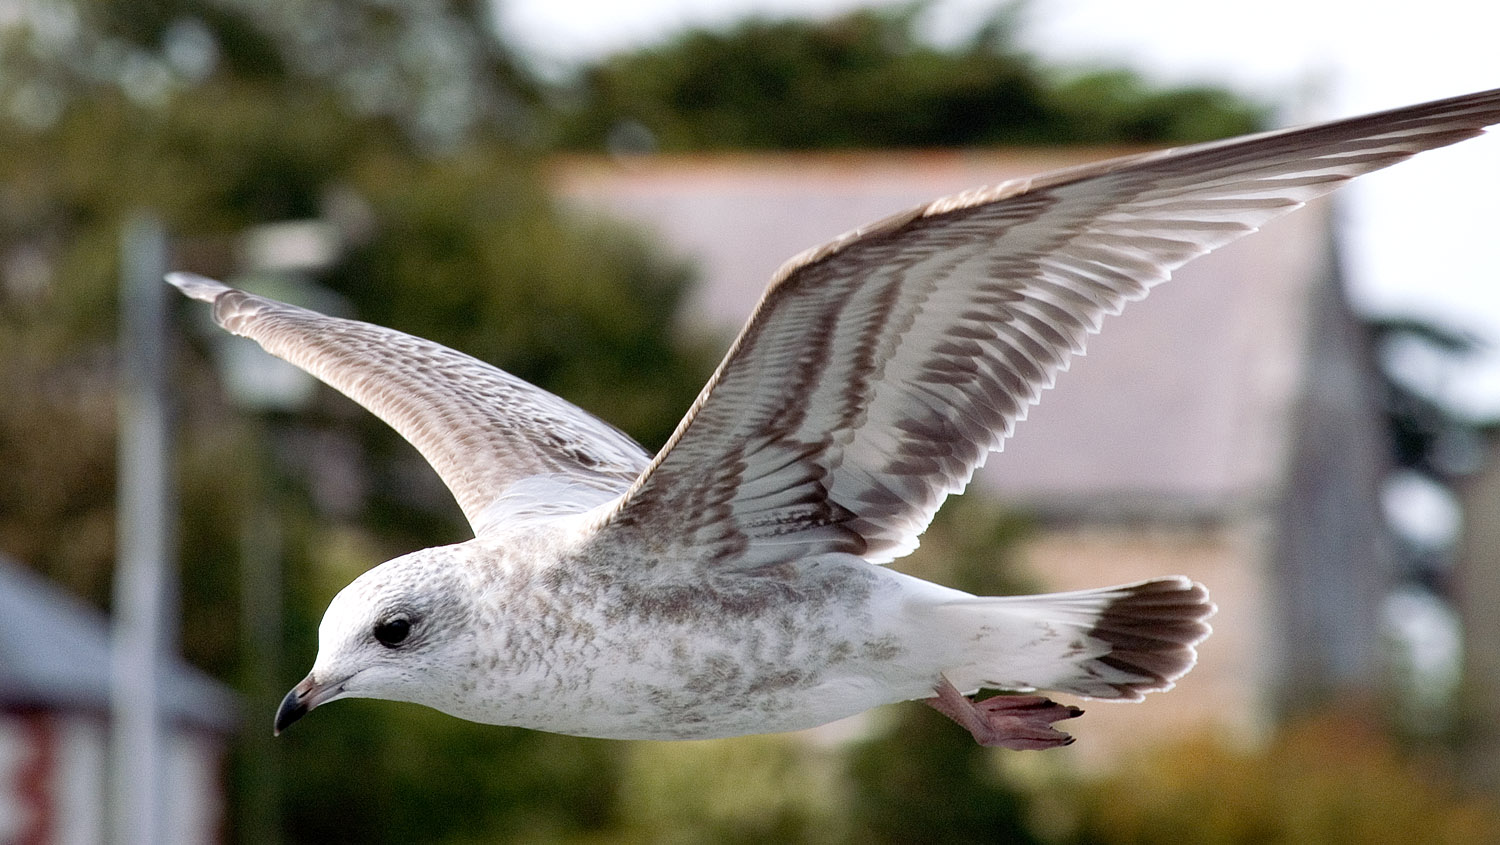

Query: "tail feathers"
<box><xmin>941</xmin><ymin>576</ymin><xmax>1215</xmax><ymax>702</ymax></box>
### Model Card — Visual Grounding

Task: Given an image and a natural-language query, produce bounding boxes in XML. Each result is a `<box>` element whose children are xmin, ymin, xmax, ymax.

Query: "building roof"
<box><xmin>0</xmin><ymin>554</ymin><xmax>239</xmax><ymax>733</ymax></box>
<box><xmin>552</xmin><ymin>150</ymin><xmax>1335</xmax><ymax>521</ymax></box>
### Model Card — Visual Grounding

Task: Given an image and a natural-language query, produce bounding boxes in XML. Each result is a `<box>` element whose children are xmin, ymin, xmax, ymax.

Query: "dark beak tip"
<box><xmin>274</xmin><ymin>686</ymin><xmax>310</xmax><ymax>736</ymax></box>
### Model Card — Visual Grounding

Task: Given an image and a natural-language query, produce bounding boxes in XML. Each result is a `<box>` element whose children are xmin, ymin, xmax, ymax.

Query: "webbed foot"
<box><xmin>925</xmin><ymin>676</ymin><xmax>1082</xmax><ymax>750</ymax></box>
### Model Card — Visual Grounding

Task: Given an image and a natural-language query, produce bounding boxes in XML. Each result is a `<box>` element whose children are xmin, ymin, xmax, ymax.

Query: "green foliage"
<box><xmin>278</xmin><ymin>703</ymin><xmax>624</xmax><ymax>843</ymax></box>
<box><xmin>1035</xmin><ymin>709</ymin><xmax>1500</xmax><ymax>845</ymax></box>
<box><xmin>0</xmin><ymin>330</ymin><xmax>118</xmax><ymax>599</ymax></box>
<box><xmin>605</xmin><ymin>703</ymin><xmax>1042</xmax><ymax>845</ymax></box>
<box><xmin>547</xmin><ymin>5</ymin><xmax>1265</xmax><ymax>152</ymax></box>
<box><xmin>1047</xmin><ymin>70</ymin><xmax>1269</xmax><ymax>144</ymax></box>
<box><xmin>613</xmin><ymin>736</ymin><xmax>855</xmax><ymax>843</ymax></box>
<box><xmin>844</xmin><ymin>704</ymin><xmax>1041</xmax><ymax>844</ymax></box>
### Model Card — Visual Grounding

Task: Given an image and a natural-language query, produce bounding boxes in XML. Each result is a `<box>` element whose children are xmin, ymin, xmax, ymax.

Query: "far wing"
<box><xmin>169</xmin><ymin>274</ymin><xmax>651</xmax><ymax>536</ymax></box>
<box><xmin>593</xmin><ymin>88</ymin><xmax>1500</xmax><ymax>567</ymax></box>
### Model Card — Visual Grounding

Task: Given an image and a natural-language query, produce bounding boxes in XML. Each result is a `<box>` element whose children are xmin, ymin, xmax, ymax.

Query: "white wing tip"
<box><xmin>165</xmin><ymin>271</ymin><xmax>231</xmax><ymax>303</ymax></box>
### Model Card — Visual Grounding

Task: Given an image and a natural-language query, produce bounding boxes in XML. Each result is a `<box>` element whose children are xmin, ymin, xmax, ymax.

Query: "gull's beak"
<box><xmin>274</xmin><ymin>673</ymin><xmax>344</xmax><ymax>736</ymax></box>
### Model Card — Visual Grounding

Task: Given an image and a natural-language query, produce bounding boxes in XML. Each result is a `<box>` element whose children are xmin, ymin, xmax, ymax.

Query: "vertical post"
<box><xmin>110</xmin><ymin>212</ymin><xmax>174</xmax><ymax>845</ymax></box>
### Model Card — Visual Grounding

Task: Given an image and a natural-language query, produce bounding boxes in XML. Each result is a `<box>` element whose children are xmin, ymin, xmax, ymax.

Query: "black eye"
<box><xmin>373</xmin><ymin>617</ymin><xmax>411</xmax><ymax>648</ymax></box>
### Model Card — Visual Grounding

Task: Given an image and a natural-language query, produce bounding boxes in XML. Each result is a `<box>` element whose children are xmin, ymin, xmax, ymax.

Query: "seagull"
<box><xmin>170</xmin><ymin>88</ymin><xmax>1500</xmax><ymax>749</ymax></box>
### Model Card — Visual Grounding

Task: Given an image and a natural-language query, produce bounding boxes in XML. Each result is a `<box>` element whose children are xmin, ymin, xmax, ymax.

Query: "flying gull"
<box><xmin>170</xmin><ymin>88</ymin><xmax>1500</xmax><ymax>749</ymax></box>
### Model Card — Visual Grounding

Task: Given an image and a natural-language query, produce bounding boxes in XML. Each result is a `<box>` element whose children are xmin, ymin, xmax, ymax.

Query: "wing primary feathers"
<box><xmin>167</xmin><ymin>273</ymin><xmax>652</xmax><ymax>536</ymax></box>
<box><xmin>594</xmin><ymin>87</ymin><xmax>1500</xmax><ymax>570</ymax></box>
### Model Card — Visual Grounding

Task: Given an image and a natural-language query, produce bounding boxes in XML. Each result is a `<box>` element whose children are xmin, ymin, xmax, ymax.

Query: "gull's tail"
<box><xmin>938</xmin><ymin>577</ymin><xmax>1215</xmax><ymax>700</ymax></box>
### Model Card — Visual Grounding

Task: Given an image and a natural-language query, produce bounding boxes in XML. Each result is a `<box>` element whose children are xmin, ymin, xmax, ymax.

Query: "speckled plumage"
<box><xmin>170</xmin><ymin>87</ymin><xmax>1500</xmax><ymax>747</ymax></box>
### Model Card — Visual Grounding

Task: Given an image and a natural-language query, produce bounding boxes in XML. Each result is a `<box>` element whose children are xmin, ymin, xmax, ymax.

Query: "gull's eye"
<box><xmin>373</xmin><ymin>617</ymin><xmax>411</xmax><ymax>648</ymax></box>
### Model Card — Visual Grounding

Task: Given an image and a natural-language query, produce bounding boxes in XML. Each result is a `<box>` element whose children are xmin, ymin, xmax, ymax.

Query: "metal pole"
<box><xmin>110</xmin><ymin>212</ymin><xmax>174</xmax><ymax>845</ymax></box>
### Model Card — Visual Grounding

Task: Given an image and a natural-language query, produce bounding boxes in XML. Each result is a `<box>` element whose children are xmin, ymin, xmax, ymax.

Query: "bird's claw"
<box><xmin>925</xmin><ymin>677</ymin><xmax>1082</xmax><ymax>750</ymax></box>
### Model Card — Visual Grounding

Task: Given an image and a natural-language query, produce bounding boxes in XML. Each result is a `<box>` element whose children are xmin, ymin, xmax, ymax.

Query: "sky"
<box><xmin>497</xmin><ymin>0</ymin><xmax>1500</xmax><ymax>416</ymax></box>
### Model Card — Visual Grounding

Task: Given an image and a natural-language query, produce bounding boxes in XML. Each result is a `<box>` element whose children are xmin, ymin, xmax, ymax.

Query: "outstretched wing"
<box><xmin>169</xmin><ymin>273</ymin><xmax>651</xmax><ymax>536</ymax></box>
<box><xmin>594</xmin><ymin>88</ymin><xmax>1500</xmax><ymax>567</ymax></box>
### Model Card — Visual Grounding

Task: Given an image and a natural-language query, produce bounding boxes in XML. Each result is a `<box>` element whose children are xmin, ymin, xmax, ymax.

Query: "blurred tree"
<box><xmin>1043</xmin><ymin>708</ymin><xmax>1500</xmax><ymax>844</ymax></box>
<box><xmin>1369</xmin><ymin>317</ymin><xmax>1490</xmax><ymax>477</ymax></box>
<box><xmin>843</xmin><ymin>704</ymin><xmax>1041</xmax><ymax>845</ymax></box>
<box><xmin>546</xmin><ymin>3</ymin><xmax>1265</xmax><ymax>152</ymax></box>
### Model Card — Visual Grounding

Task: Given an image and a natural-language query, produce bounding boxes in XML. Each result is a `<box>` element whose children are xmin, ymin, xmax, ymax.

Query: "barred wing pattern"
<box><xmin>597</xmin><ymin>88</ymin><xmax>1500</xmax><ymax>567</ymax></box>
<box><xmin>168</xmin><ymin>273</ymin><xmax>651</xmax><ymax>536</ymax></box>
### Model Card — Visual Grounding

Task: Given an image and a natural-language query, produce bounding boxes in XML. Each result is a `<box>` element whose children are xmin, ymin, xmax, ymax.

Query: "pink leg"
<box><xmin>924</xmin><ymin>677</ymin><xmax>1083</xmax><ymax>750</ymax></box>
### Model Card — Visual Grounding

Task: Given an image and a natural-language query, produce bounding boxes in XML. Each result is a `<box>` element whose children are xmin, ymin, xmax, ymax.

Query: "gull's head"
<box><xmin>275</xmin><ymin>545</ymin><xmax>477</xmax><ymax>735</ymax></box>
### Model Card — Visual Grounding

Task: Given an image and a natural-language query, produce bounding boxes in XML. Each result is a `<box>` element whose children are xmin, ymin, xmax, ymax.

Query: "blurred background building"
<box><xmin>0</xmin><ymin>554</ymin><xmax>235</xmax><ymax>843</ymax></box>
